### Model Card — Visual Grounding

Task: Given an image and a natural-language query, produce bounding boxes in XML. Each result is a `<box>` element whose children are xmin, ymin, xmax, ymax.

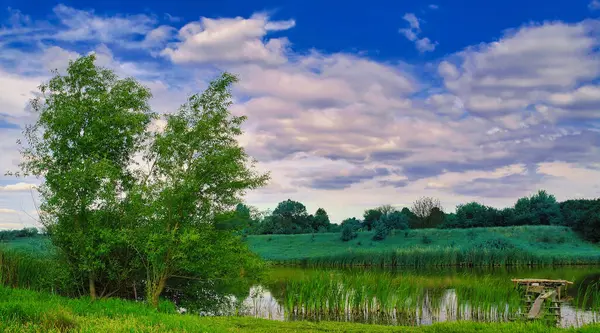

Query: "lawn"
<box><xmin>1</xmin><ymin>286</ymin><xmax>599</xmax><ymax>332</ymax></box>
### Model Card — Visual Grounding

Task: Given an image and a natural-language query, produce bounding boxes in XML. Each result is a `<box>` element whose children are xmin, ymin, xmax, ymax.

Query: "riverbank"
<box><xmin>246</xmin><ymin>226</ymin><xmax>600</xmax><ymax>267</ymax></box>
<box><xmin>1</xmin><ymin>286</ymin><xmax>599</xmax><ymax>333</ymax></box>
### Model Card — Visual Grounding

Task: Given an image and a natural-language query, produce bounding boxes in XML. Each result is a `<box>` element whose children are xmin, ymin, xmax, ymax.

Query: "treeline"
<box><xmin>0</xmin><ymin>227</ymin><xmax>38</xmax><ymax>241</ymax></box>
<box><xmin>233</xmin><ymin>190</ymin><xmax>600</xmax><ymax>243</ymax></box>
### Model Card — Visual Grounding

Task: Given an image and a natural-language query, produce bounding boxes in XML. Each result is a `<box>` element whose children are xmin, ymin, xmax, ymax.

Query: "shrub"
<box><xmin>340</xmin><ymin>225</ymin><xmax>357</xmax><ymax>242</ymax></box>
<box><xmin>372</xmin><ymin>220</ymin><xmax>389</xmax><ymax>241</ymax></box>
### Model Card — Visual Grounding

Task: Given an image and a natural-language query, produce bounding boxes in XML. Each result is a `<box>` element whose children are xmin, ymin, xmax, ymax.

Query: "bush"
<box><xmin>372</xmin><ymin>220</ymin><xmax>389</xmax><ymax>241</ymax></box>
<box><xmin>340</xmin><ymin>225</ymin><xmax>357</xmax><ymax>242</ymax></box>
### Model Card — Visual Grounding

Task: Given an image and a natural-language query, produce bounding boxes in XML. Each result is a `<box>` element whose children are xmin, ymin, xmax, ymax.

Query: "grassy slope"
<box><xmin>1</xmin><ymin>286</ymin><xmax>600</xmax><ymax>333</ymax></box>
<box><xmin>246</xmin><ymin>226</ymin><xmax>600</xmax><ymax>262</ymax></box>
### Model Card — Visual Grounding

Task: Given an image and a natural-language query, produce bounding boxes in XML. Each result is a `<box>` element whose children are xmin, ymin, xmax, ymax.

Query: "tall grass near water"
<box><xmin>275</xmin><ymin>270</ymin><xmax>523</xmax><ymax>325</ymax></box>
<box><xmin>0</xmin><ymin>246</ymin><xmax>74</xmax><ymax>295</ymax></box>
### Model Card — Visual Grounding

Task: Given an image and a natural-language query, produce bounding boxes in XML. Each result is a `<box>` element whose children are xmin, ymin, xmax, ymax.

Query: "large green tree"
<box><xmin>129</xmin><ymin>72</ymin><xmax>269</xmax><ymax>307</ymax></box>
<box><xmin>12</xmin><ymin>55</ymin><xmax>155</xmax><ymax>299</ymax></box>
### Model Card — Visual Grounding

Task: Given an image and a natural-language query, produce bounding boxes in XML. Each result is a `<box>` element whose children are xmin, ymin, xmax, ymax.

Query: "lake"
<box><xmin>230</xmin><ymin>266</ymin><xmax>600</xmax><ymax>328</ymax></box>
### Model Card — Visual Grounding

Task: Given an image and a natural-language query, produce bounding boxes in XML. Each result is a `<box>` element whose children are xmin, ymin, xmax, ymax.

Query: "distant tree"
<box><xmin>411</xmin><ymin>197</ymin><xmax>443</xmax><ymax>228</ymax></box>
<box><xmin>340</xmin><ymin>224</ymin><xmax>358</xmax><ymax>242</ymax></box>
<box><xmin>453</xmin><ymin>202</ymin><xmax>489</xmax><ymax>228</ymax></box>
<box><xmin>267</xmin><ymin>199</ymin><xmax>312</xmax><ymax>234</ymax></box>
<box><xmin>383</xmin><ymin>211</ymin><xmax>409</xmax><ymax>230</ymax></box>
<box><xmin>401</xmin><ymin>207</ymin><xmax>419</xmax><ymax>227</ymax></box>
<box><xmin>363</xmin><ymin>209</ymin><xmax>383</xmax><ymax>231</ymax></box>
<box><xmin>560</xmin><ymin>199</ymin><xmax>600</xmax><ymax>242</ymax></box>
<box><xmin>377</xmin><ymin>204</ymin><xmax>396</xmax><ymax>216</ymax></box>
<box><xmin>341</xmin><ymin>217</ymin><xmax>362</xmax><ymax>231</ymax></box>
<box><xmin>372</xmin><ymin>219</ymin><xmax>390</xmax><ymax>241</ymax></box>
<box><xmin>424</xmin><ymin>207</ymin><xmax>445</xmax><ymax>228</ymax></box>
<box><xmin>312</xmin><ymin>208</ymin><xmax>331</xmax><ymax>232</ymax></box>
<box><xmin>514</xmin><ymin>190</ymin><xmax>562</xmax><ymax>225</ymax></box>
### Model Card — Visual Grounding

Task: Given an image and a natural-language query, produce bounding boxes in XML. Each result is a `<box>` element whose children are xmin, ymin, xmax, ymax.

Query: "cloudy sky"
<box><xmin>1</xmin><ymin>0</ymin><xmax>599</xmax><ymax>228</ymax></box>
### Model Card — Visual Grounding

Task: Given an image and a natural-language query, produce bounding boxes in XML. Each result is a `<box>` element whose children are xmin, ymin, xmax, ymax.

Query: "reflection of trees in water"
<box><xmin>164</xmin><ymin>276</ymin><xmax>256</xmax><ymax>315</ymax></box>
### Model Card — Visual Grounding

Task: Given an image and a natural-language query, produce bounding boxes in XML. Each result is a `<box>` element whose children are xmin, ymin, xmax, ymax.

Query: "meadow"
<box><xmin>246</xmin><ymin>226</ymin><xmax>600</xmax><ymax>267</ymax></box>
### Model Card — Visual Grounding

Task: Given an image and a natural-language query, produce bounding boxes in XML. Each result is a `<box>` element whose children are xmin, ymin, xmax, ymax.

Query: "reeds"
<box><xmin>283</xmin><ymin>246</ymin><xmax>600</xmax><ymax>268</ymax></box>
<box><xmin>0</xmin><ymin>247</ymin><xmax>73</xmax><ymax>294</ymax></box>
<box><xmin>269</xmin><ymin>270</ymin><xmax>524</xmax><ymax>325</ymax></box>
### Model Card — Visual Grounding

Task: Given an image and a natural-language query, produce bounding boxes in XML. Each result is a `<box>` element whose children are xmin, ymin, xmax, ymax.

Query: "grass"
<box><xmin>2</xmin><ymin>285</ymin><xmax>600</xmax><ymax>332</ymax></box>
<box><xmin>0</xmin><ymin>248</ymin><xmax>74</xmax><ymax>293</ymax></box>
<box><xmin>258</xmin><ymin>266</ymin><xmax>600</xmax><ymax>326</ymax></box>
<box><xmin>247</xmin><ymin>226</ymin><xmax>600</xmax><ymax>267</ymax></box>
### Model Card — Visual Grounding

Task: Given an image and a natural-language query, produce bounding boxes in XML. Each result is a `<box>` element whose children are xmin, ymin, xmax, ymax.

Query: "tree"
<box><xmin>384</xmin><ymin>211</ymin><xmax>409</xmax><ymax>230</ymax></box>
<box><xmin>312</xmin><ymin>208</ymin><xmax>331</xmax><ymax>232</ymax></box>
<box><xmin>363</xmin><ymin>209</ymin><xmax>383</xmax><ymax>231</ymax></box>
<box><xmin>341</xmin><ymin>217</ymin><xmax>362</xmax><ymax>231</ymax></box>
<box><xmin>411</xmin><ymin>197</ymin><xmax>443</xmax><ymax>228</ymax></box>
<box><xmin>372</xmin><ymin>219</ymin><xmax>389</xmax><ymax>241</ymax></box>
<box><xmin>377</xmin><ymin>204</ymin><xmax>396</xmax><ymax>216</ymax></box>
<box><xmin>340</xmin><ymin>224</ymin><xmax>357</xmax><ymax>242</ymax></box>
<box><xmin>453</xmin><ymin>202</ymin><xmax>489</xmax><ymax>228</ymax></box>
<box><xmin>513</xmin><ymin>190</ymin><xmax>562</xmax><ymax>225</ymax></box>
<box><xmin>130</xmin><ymin>72</ymin><xmax>269</xmax><ymax>307</ymax></box>
<box><xmin>11</xmin><ymin>55</ymin><xmax>155</xmax><ymax>299</ymax></box>
<box><xmin>266</xmin><ymin>199</ymin><xmax>311</xmax><ymax>234</ymax></box>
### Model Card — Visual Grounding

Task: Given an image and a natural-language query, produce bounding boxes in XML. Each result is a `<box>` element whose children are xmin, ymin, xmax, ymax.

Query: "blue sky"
<box><xmin>0</xmin><ymin>0</ymin><xmax>600</xmax><ymax>227</ymax></box>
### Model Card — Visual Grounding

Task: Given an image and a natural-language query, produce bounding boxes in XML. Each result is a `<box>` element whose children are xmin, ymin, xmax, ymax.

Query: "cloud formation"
<box><xmin>399</xmin><ymin>13</ymin><xmax>437</xmax><ymax>52</ymax></box>
<box><xmin>0</xmin><ymin>5</ymin><xmax>599</xmax><ymax>225</ymax></box>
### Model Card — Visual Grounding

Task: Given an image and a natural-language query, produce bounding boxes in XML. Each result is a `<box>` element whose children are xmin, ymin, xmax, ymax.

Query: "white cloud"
<box><xmin>161</xmin><ymin>13</ymin><xmax>295</xmax><ymax>65</ymax></box>
<box><xmin>590</xmin><ymin>0</ymin><xmax>600</xmax><ymax>10</ymax></box>
<box><xmin>399</xmin><ymin>12</ymin><xmax>437</xmax><ymax>53</ymax></box>
<box><xmin>0</xmin><ymin>183</ymin><xmax>38</xmax><ymax>192</ymax></box>
<box><xmin>0</xmin><ymin>208</ymin><xmax>18</xmax><ymax>214</ymax></box>
<box><xmin>403</xmin><ymin>13</ymin><xmax>420</xmax><ymax>30</ymax></box>
<box><xmin>164</xmin><ymin>13</ymin><xmax>182</xmax><ymax>22</ymax></box>
<box><xmin>52</xmin><ymin>4</ymin><xmax>157</xmax><ymax>43</ymax></box>
<box><xmin>429</xmin><ymin>4</ymin><xmax>439</xmax><ymax>10</ymax></box>
<box><xmin>416</xmin><ymin>37</ymin><xmax>437</xmax><ymax>52</ymax></box>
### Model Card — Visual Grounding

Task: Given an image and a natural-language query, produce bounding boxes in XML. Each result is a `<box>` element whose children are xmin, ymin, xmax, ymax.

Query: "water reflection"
<box><xmin>234</xmin><ymin>266</ymin><xmax>600</xmax><ymax>328</ymax></box>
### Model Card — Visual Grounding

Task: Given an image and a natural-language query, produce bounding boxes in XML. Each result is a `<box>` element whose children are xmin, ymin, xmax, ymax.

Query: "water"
<box><xmin>230</xmin><ymin>266</ymin><xmax>600</xmax><ymax>328</ymax></box>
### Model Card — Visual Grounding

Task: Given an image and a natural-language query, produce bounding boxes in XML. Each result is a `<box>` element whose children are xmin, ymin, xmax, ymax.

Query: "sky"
<box><xmin>0</xmin><ymin>0</ymin><xmax>600</xmax><ymax>228</ymax></box>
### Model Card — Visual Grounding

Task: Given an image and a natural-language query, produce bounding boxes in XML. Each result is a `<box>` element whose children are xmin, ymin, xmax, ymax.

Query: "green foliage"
<box><xmin>11</xmin><ymin>54</ymin><xmax>155</xmax><ymax>299</ymax></box>
<box><xmin>340</xmin><ymin>225</ymin><xmax>357</xmax><ymax>242</ymax></box>
<box><xmin>127</xmin><ymin>71</ymin><xmax>269</xmax><ymax>306</ymax></box>
<box><xmin>371</xmin><ymin>220</ymin><xmax>390</xmax><ymax>241</ymax></box>
<box><xmin>0</xmin><ymin>228</ymin><xmax>38</xmax><ymax>241</ymax></box>
<box><xmin>514</xmin><ymin>190</ymin><xmax>562</xmax><ymax>225</ymax></box>
<box><xmin>560</xmin><ymin>199</ymin><xmax>600</xmax><ymax>243</ymax></box>
<box><xmin>362</xmin><ymin>209</ymin><xmax>382</xmax><ymax>231</ymax></box>
<box><xmin>381</xmin><ymin>211</ymin><xmax>409</xmax><ymax>230</ymax></box>
<box><xmin>10</xmin><ymin>56</ymin><xmax>269</xmax><ymax>307</ymax></box>
<box><xmin>312</xmin><ymin>208</ymin><xmax>330</xmax><ymax>231</ymax></box>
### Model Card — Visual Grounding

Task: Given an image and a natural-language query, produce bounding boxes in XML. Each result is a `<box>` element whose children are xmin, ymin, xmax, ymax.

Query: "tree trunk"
<box><xmin>89</xmin><ymin>275</ymin><xmax>97</xmax><ymax>300</ymax></box>
<box><xmin>149</xmin><ymin>274</ymin><xmax>168</xmax><ymax>308</ymax></box>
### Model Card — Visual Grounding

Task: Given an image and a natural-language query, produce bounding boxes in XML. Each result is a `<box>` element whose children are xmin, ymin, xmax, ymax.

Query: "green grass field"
<box><xmin>246</xmin><ymin>226</ymin><xmax>600</xmax><ymax>267</ymax></box>
<box><xmin>1</xmin><ymin>285</ymin><xmax>600</xmax><ymax>332</ymax></box>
